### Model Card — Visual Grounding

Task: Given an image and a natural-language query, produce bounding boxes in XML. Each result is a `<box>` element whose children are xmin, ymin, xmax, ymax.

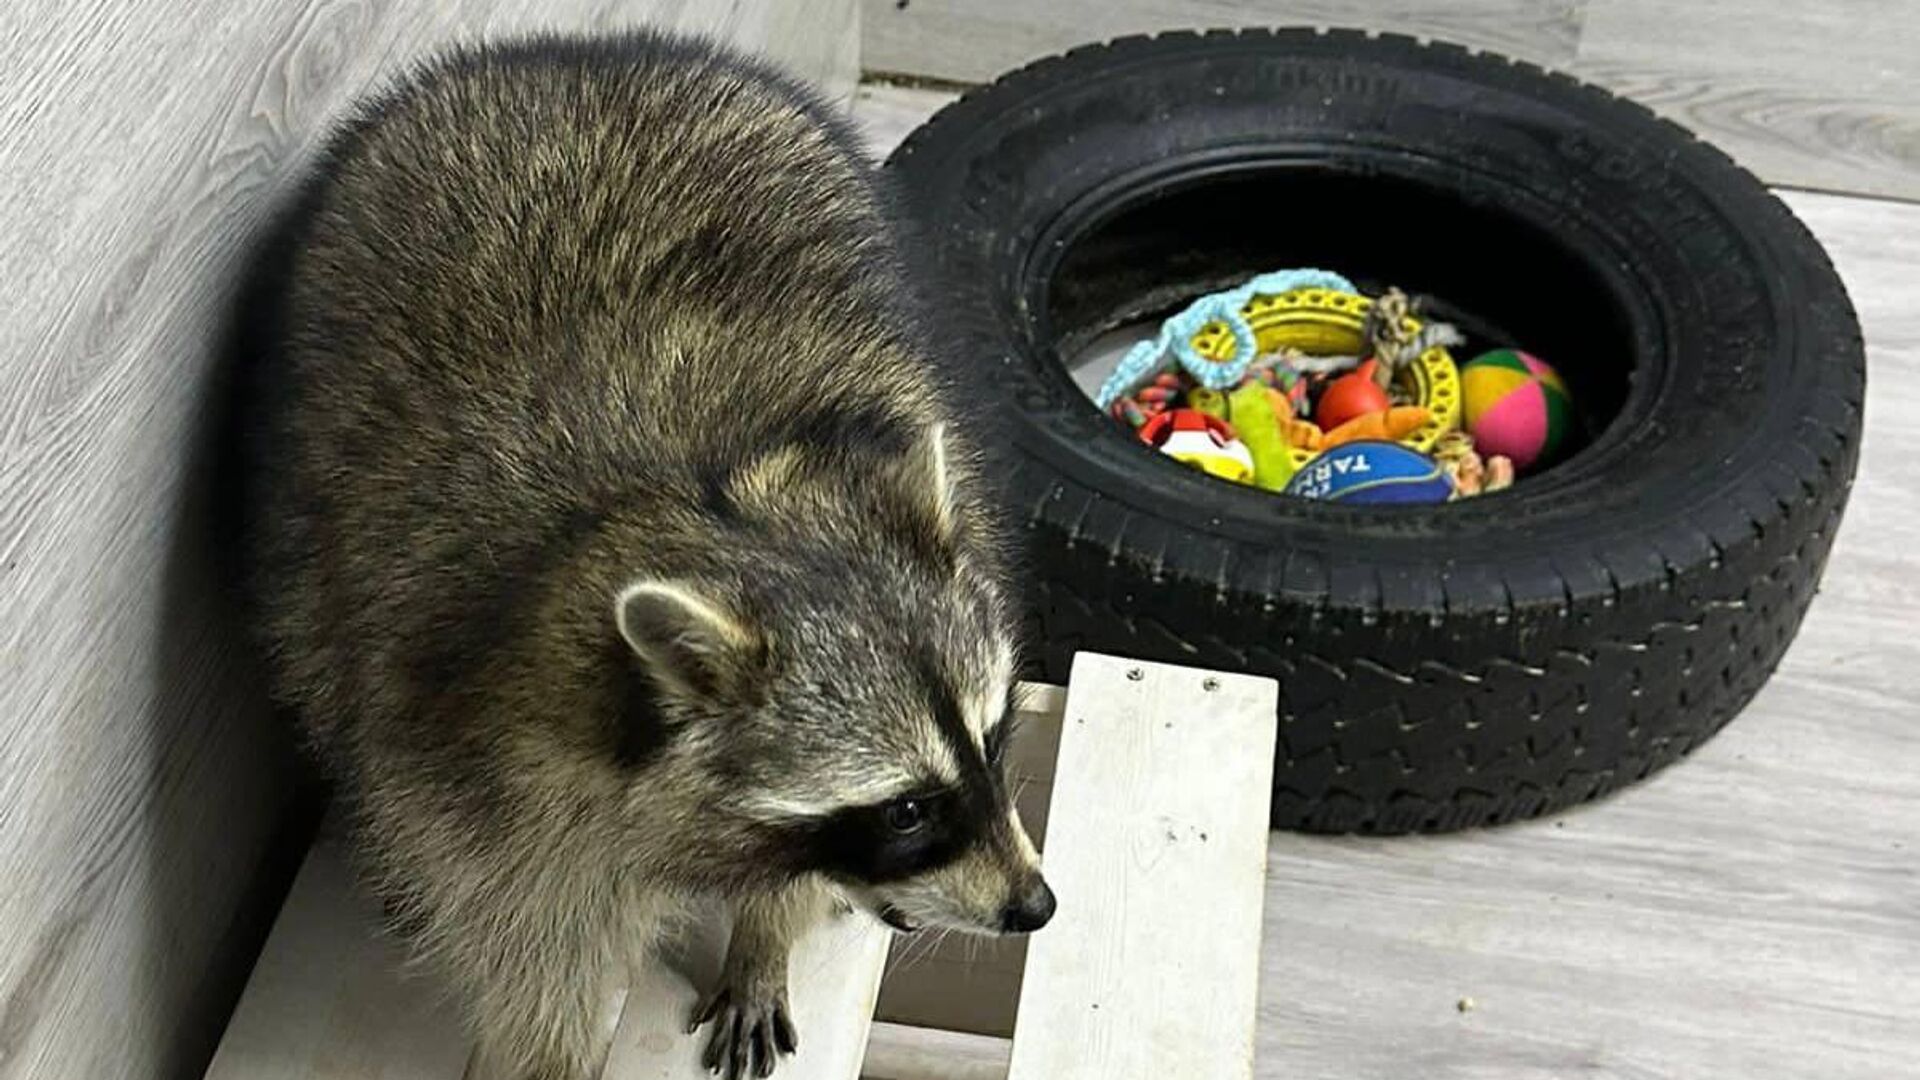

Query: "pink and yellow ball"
<box><xmin>1460</xmin><ymin>350</ymin><xmax>1573</xmax><ymax>472</ymax></box>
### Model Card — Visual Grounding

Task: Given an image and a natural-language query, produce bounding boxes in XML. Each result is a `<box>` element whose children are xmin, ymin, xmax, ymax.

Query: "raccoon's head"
<box><xmin>612</xmin><ymin>424</ymin><xmax>1055</xmax><ymax>937</ymax></box>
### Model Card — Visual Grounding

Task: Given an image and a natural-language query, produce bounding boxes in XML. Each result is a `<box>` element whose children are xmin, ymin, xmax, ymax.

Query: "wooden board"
<box><xmin>204</xmin><ymin>825</ymin><xmax>891</xmax><ymax>1080</ymax></box>
<box><xmin>859</xmin><ymin>0</ymin><xmax>1920</xmax><ymax>202</ymax></box>
<box><xmin>859</xmin><ymin>1022</ymin><xmax>1011</xmax><ymax>1080</ymax></box>
<box><xmin>0</xmin><ymin>4</ymin><xmax>859</xmax><ymax>1078</ymax></box>
<box><xmin>1005</xmin><ymin>654</ymin><xmax>1279</xmax><ymax>1080</ymax></box>
<box><xmin>600</xmin><ymin>910</ymin><xmax>889</xmax><ymax>1080</ymax></box>
<box><xmin>202</xmin><ymin>829</ymin><xmax>471</xmax><ymax>1080</ymax></box>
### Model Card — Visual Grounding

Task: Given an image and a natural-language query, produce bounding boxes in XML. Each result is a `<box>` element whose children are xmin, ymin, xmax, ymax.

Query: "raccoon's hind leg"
<box><xmin>690</xmin><ymin>878</ymin><xmax>836</xmax><ymax>1080</ymax></box>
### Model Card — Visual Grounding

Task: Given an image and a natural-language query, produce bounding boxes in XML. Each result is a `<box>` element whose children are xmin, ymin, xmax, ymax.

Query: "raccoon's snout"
<box><xmin>1000</xmin><ymin>877</ymin><xmax>1056</xmax><ymax>934</ymax></box>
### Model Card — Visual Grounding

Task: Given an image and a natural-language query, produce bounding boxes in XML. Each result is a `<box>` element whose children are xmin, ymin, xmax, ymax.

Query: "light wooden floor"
<box><xmin>861</xmin><ymin>0</ymin><xmax>1920</xmax><ymax>203</ymax></box>
<box><xmin>856</xmin><ymin>85</ymin><xmax>1920</xmax><ymax>1080</ymax></box>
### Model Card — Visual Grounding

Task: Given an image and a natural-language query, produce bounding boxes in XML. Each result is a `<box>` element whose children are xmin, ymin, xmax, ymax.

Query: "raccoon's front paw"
<box><xmin>689</xmin><ymin>984</ymin><xmax>797</xmax><ymax>1080</ymax></box>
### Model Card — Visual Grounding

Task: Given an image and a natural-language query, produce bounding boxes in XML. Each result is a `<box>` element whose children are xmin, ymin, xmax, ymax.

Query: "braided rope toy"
<box><xmin>1363</xmin><ymin>286</ymin><xmax>1466</xmax><ymax>388</ymax></box>
<box><xmin>1092</xmin><ymin>268</ymin><xmax>1357</xmax><ymax>410</ymax></box>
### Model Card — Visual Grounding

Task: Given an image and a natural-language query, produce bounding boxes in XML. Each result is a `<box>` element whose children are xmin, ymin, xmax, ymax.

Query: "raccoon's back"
<box><xmin>247</xmin><ymin>34</ymin><xmax>935</xmax><ymax>748</ymax></box>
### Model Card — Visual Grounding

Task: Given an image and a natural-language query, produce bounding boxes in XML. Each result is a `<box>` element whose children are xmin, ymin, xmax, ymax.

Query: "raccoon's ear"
<box><xmin>888</xmin><ymin>422</ymin><xmax>959</xmax><ymax>540</ymax></box>
<box><xmin>614</xmin><ymin>581</ymin><xmax>765</xmax><ymax>700</ymax></box>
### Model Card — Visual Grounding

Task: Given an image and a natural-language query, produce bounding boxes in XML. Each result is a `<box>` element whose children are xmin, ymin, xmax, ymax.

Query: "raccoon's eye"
<box><xmin>884</xmin><ymin>799</ymin><xmax>927</xmax><ymax>834</ymax></box>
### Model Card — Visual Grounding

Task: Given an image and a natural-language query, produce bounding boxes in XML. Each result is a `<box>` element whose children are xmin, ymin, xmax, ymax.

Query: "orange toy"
<box><xmin>1265</xmin><ymin>386</ymin><xmax>1297</xmax><ymax>419</ymax></box>
<box><xmin>1320</xmin><ymin>406</ymin><xmax>1432</xmax><ymax>450</ymax></box>
<box><xmin>1281</xmin><ymin>416</ymin><xmax>1325</xmax><ymax>451</ymax></box>
<box><xmin>1315</xmin><ymin>358</ymin><xmax>1392</xmax><ymax>430</ymax></box>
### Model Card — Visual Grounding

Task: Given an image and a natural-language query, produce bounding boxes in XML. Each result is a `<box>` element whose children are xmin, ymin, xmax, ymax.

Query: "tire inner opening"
<box><xmin>1043</xmin><ymin>166</ymin><xmax>1641</xmax><ymax>496</ymax></box>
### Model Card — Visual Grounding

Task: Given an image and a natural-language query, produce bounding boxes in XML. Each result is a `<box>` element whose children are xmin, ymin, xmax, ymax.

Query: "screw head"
<box><xmin>1202</xmin><ymin>677</ymin><xmax>1221</xmax><ymax>692</ymax></box>
<box><xmin>1126</xmin><ymin>667</ymin><xmax>1145</xmax><ymax>681</ymax></box>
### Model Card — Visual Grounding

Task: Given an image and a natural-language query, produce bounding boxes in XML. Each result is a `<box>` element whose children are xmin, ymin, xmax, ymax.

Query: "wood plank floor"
<box><xmin>860</xmin><ymin>0</ymin><xmax>1920</xmax><ymax>202</ymax></box>
<box><xmin>855</xmin><ymin>86</ymin><xmax>1920</xmax><ymax>1079</ymax></box>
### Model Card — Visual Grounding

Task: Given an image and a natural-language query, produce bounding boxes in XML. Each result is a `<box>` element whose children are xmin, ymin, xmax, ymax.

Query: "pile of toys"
<box><xmin>1094</xmin><ymin>269</ymin><xmax>1574</xmax><ymax>504</ymax></box>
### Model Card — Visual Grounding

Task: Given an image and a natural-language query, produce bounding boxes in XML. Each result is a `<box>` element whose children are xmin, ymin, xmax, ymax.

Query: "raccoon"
<box><xmin>242</xmin><ymin>32</ymin><xmax>1054</xmax><ymax>1080</ymax></box>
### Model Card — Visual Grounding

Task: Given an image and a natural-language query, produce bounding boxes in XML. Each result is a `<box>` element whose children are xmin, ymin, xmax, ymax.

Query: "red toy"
<box><xmin>1138</xmin><ymin>408</ymin><xmax>1255</xmax><ymax>483</ymax></box>
<box><xmin>1314</xmin><ymin>358</ymin><xmax>1392</xmax><ymax>430</ymax></box>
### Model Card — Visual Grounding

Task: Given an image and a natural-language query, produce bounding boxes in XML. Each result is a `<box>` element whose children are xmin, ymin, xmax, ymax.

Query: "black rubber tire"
<box><xmin>886</xmin><ymin>29</ymin><xmax>1865</xmax><ymax>833</ymax></box>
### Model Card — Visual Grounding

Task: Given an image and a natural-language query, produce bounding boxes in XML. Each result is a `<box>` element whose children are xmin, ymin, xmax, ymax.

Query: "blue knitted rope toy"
<box><xmin>1093</xmin><ymin>268</ymin><xmax>1357</xmax><ymax>410</ymax></box>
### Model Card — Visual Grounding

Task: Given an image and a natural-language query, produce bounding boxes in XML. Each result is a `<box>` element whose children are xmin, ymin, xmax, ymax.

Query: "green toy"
<box><xmin>1226</xmin><ymin>381</ymin><xmax>1297</xmax><ymax>490</ymax></box>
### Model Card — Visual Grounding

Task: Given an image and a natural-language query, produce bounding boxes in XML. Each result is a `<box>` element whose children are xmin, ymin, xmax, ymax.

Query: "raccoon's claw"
<box><xmin>689</xmin><ymin>991</ymin><xmax>720</xmax><ymax>1035</ymax></box>
<box><xmin>691</xmin><ymin>987</ymin><xmax>796</xmax><ymax>1080</ymax></box>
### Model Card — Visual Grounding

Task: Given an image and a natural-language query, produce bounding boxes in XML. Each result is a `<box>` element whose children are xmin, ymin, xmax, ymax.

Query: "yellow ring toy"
<box><xmin>1190</xmin><ymin>288</ymin><xmax>1461</xmax><ymax>468</ymax></box>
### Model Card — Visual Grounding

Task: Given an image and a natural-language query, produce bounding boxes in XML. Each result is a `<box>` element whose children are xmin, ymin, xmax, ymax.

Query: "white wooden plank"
<box><xmin>1006</xmin><ymin>654</ymin><xmax>1278</xmax><ymax>1080</ymax></box>
<box><xmin>202</xmin><ymin>829</ymin><xmax>470</xmax><ymax>1080</ymax></box>
<box><xmin>859</xmin><ymin>1021</ymin><xmax>1012</xmax><ymax>1080</ymax></box>
<box><xmin>1011</xmin><ymin>679</ymin><xmax>1066</xmax><ymax>720</ymax></box>
<box><xmin>601</xmin><ymin>910</ymin><xmax>891</xmax><ymax>1080</ymax></box>
<box><xmin>210</xmin><ymin>826</ymin><xmax>891</xmax><ymax>1080</ymax></box>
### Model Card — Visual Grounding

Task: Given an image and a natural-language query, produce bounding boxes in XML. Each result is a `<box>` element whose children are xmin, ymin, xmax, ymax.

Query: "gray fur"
<box><xmin>243</xmin><ymin>32</ymin><xmax>1044</xmax><ymax>1080</ymax></box>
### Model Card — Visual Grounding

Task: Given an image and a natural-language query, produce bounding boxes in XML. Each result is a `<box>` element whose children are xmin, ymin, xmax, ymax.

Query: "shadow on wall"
<box><xmin>141</xmin><ymin>183</ymin><xmax>329</xmax><ymax>1079</ymax></box>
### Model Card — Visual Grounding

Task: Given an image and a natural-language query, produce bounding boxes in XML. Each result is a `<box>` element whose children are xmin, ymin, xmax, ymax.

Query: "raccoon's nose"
<box><xmin>1001</xmin><ymin>878</ymin><xmax>1057</xmax><ymax>933</ymax></box>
